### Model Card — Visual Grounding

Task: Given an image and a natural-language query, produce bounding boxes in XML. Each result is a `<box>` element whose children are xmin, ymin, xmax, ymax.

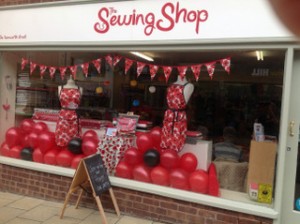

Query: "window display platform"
<box><xmin>0</xmin><ymin>156</ymin><xmax>276</xmax><ymax>223</ymax></box>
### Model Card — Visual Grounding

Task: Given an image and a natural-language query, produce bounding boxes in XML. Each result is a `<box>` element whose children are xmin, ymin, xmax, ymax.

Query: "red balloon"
<box><xmin>82</xmin><ymin>137</ymin><xmax>99</xmax><ymax>156</ymax></box>
<box><xmin>20</xmin><ymin>119</ymin><xmax>35</xmax><ymax>133</ymax></box>
<box><xmin>32</xmin><ymin>122</ymin><xmax>48</xmax><ymax>133</ymax></box>
<box><xmin>136</xmin><ymin>133</ymin><xmax>153</xmax><ymax>153</ymax></box>
<box><xmin>150</xmin><ymin>126</ymin><xmax>162</xmax><ymax>148</ymax></box>
<box><xmin>170</xmin><ymin>168</ymin><xmax>190</xmax><ymax>190</ymax></box>
<box><xmin>44</xmin><ymin>149</ymin><xmax>59</xmax><ymax>165</ymax></box>
<box><xmin>179</xmin><ymin>153</ymin><xmax>198</xmax><ymax>172</ymax></box>
<box><xmin>20</xmin><ymin>134</ymin><xmax>30</xmax><ymax>148</ymax></box>
<box><xmin>189</xmin><ymin>170</ymin><xmax>209</xmax><ymax>194</ymax></box>
<box><xmin>133</xmin><ymin>164</ymin><xmax>152</xmax><ymax>183</ymax></box>
<box><xmin>33</xmin><ymin>148</ymin><xmax>44</xmax><ymax>163</ymax></box>
<box><xmin>150</xmin><ymin>166</ymin><xmax>170</xmax><ymax>186</ymax></box>
<box><xmin>71</xmin><ymin>154</ymin><xmax>85</xmax><ymax>169</ymax></box>
<box><xmin>56</xmin><ymin>150</ymin><xmax>74</xmax><ymax>167</ymax></box>
<box><xmin>9</xmin><ymin>145</ymin><xmax>22</xmax><ymax>159</ymax></box>
<box><xmin>0</xmin><ymin>142</ymin><xmax>10</xmax><ymax>157</ymax></box>
<box><xmin>82</xmin><ymin>130</ymin><xmax>98</xmax><ymax>140</ymax></box>
<box><xmin>27</xmin><ymin>132</ymin><xmax>39</xmax><ymax>148</ymax></box>
<box><xmin>115</xmin><ymin>161</ymin><xmax>133</xmax><ymax>179</ymax></box>
<box><xmin>160</xmin><ymin>149</ymin><xmax>180</xmax><ymax>169</ymax></box>
<box><xmin>5</xmin><ymin>127</ymin><xmax>21</xmax><ymax>148</ymax></box>
<box><xmin>37</xmin><ymin>131</ymin><xmax>55</xmax><ymax>153</ymax></box>
<box><xmin>123</xmin><ymin>147</ymin><xmax>142</xmax><ymax>165</ymax></box>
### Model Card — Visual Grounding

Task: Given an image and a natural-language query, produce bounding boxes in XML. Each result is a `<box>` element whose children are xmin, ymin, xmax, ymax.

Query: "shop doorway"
<box><xmin>281</xmin><ymin>50</ymin><xmax>300</xmax><ymax>223</ymax></box>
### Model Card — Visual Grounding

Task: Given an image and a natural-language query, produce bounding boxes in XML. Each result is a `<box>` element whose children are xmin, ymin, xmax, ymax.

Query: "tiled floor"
<box><xmin>0</xmin><ymin>191</ymin><xmax>166</xmax><ymax>224</ymax></box>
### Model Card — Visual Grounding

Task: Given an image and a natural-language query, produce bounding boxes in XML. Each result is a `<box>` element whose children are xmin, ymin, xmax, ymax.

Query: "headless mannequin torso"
<box><xmin>173</xmin><ymin>76</ymin><xmax>194</xmax><ymax>103</ymax></box>
<box><xmin>58</xmin><ymin>75</ymin><xmax>83</xmax><ymax>95</ymax></box>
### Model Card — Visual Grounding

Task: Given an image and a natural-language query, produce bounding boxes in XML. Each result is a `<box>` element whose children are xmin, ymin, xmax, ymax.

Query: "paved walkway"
<box><xmin>0</xmin><ymin>191</ymin><xmax>165</xmax><ymax>224</ymax></box>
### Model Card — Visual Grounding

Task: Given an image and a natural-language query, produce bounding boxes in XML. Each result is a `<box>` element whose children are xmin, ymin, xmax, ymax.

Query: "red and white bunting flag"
<box><xmin>191</xmin><ymin>64</ymin><xmax>202</xmax><ymax>81</ymax></box>
<box><xmin>137</xmin><ymin>61</ymin><xmax>146</xmax><ymax>77</ymax></box>
<box><xmin>206</xmin><ymin>62</ymin><xmax>216</xmax><ymax>79</ymax></box>
<box><xmin>177</xmin><ymin>66</ymin><xmax>188</xmax><ymax>80</ymax></box>
<box><xmin>59</xmin><ymin>67</ymin><xmax>68</xmax><ymax>80</ymax></box>
<box><xmin>163</xmin><ymin>66</ymin><xmax>173</xmax><ymax>83</ymax></box>
<box><xmin>220</xmin><ymin>57</ymin><xmax>231</xmax><ymax>74</ymax></box>
<box><xmin>69</xmin><ymin>65</ymin><xmax>77</xmax><ymax>80</ymax></box>
<box><xmin>113</xmin><ymin>55</ymin><xmax>122</xmax><ymax>66</ymax></box>
<box><xmin>39</xmin><ymin>65</ymin><xmax>47</xmax><ymax>77</ymax></box>
<box><xmin>105</xmin><ymin>55</ymin><xmax>113</xmax><ymax>68</ymax></box>
<box><xmin>21</xmin><ymin>58</ymin><xmax>28</xmax><ymax>70</ymax></box>
<box><xmin>30</xmin><ymin>62</ymin><xmax>37</xmax><ymax>75</ymax></box>
<box><xmin>149</xmin><ymin>64</ymin><xmax>159</xmax><ymax>80</ymax></box>
<box><xmin>125</xmin><ymin>58</ymin><xmax>134</xmax><ymax>74</ymax></box>
<box><xmin>81</xmin><ymin>62</ymin><xmax>89</xmax><ymax>77</ymax></box>
<box><xmin>49</xmin><ymin>67</ymin><xmax>57</xmax><ymax>79</ymax></box>
<box><xmin>92</xmin><ymin>58</ymin><xmax>102</xmax><ymax>73</ymax></box>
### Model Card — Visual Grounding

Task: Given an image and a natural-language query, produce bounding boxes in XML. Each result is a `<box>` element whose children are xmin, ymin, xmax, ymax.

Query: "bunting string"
<box><xmin>20</xmin><ymin>54</ymin><xmax>231</xmax><ymax>82</ymax></box>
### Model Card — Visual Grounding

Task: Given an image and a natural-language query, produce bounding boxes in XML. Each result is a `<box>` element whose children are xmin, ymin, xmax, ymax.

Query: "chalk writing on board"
<box><xmin>84</xmin><ymin>154</ymin><xmax>111</xmax><ymax>196</ymax></box>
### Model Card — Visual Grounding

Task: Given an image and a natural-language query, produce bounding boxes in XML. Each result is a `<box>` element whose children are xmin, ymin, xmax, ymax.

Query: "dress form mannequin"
<box><xmin>160</xmin><ymin>75</ymin><xmax>194</xmax><ymax>152</ymax></box>
<box><xmin>173</xmin><ymin>76</ymin><xmax>194</xmax><ymax>103</ymax></box>
<box><xmin>58</xmin><ymin>75</ymin><xmax>83</xmax><ymax>95</ymax></box>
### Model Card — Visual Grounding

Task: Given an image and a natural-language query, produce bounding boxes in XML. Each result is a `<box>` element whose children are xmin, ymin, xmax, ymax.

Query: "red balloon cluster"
<box><xmin>114</xmin><ymin>126</ymin><xmax>219</xmax><ymax>195</ymax></box>
<box><xmin>0</xmin><ymin>119</ymin><xmax>101</xmax><ymax>169</ymax></box>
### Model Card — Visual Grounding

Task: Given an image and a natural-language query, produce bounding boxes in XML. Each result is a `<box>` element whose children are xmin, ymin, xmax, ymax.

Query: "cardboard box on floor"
<box><xmin>247</xmin><ymin>140</ymin><xmax>277</xmax><ymax>204</ymax></box>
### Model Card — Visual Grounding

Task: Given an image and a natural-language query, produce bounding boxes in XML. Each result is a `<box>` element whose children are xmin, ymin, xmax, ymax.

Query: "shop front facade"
<box><xmin>0</xmin><ymin>0</ymin><xmax>300</xmax><ymax>223</ymax></box>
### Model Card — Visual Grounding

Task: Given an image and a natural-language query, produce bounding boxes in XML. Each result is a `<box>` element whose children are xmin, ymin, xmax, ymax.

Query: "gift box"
<box><xmin>97</xmin><ymin>135</ymin><xmax>135</xmax><ymax>173</ymax></box>
<box><xmin>179</xmin><ymin>140</ymin><xmax>212</xmax><ymax>171</ymax></box>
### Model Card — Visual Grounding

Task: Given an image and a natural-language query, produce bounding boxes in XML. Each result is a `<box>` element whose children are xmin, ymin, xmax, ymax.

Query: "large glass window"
<box><xmin>1</xmin><ymin>49</ymin><xmax>284</xmax><ymax>197</ymax></box>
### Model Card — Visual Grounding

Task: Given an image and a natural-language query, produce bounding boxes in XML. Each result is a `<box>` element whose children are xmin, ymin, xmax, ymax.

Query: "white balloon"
<box><xmin>149</xmin><ymin>86</ymin><xmax>156</xmax><ymax>93</ymax></box>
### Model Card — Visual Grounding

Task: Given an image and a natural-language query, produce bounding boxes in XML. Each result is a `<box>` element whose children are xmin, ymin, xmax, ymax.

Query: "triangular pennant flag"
<box><xmin>69</xmin><ymin>65</ymin><xmax>78</xmax><ymax>80</ymax></box>
<box><xmin>39</xmin><ymin>65</ymin><xmax>47</xmax><ymax>78</ymax></box>
<box><xmin>21</xmin><ymin>58</ymin><xmax>28</xmax><ymax>70</ymax></box>
<box><xmin>136</xmin><ymin>61</ymin><xmax>146</xmax><ymax>77</ymax></box>
<box><xmin>220</xmin><ymin>57</ymin><xmax>231</xmax><ymax>74</ymax></box>
<box><xmin>59</xmin><ymin>67</ymin><xmax>68</xmax><ymax>80</ymax></box>
<box><xmin>205</xmin><ymin>62</ymin><xmax>216</xmax><ymax>79</ymax></box>
<box><xmin>105</xmin><ymin>55</ymin><xmax>113</xmax><ymax>68</ymax></box>
<box><xmin>163</xmin><ymin>66</ymin><xmax>173</xmax><ymax>83</ymax></box>
<box><xmin>81</xmin><ymin>62</ymin><xmax>89</xmax><ymax>77</ymax></box>
<box><xmin>92</xmin><ymin>59</ymin><xmax>102</xmax><ymax>74</ymax></box>
<box><xmin>149</xmin><ymin>64</ymin><xmax>159</xmax><ymax>80</ymax></box>
<box><xmin>113</xmin><ymin>55</ymin><xmax>122</xmax><ymax>67</ymax></box>
<box><xmin>49</xmin><ymin>67</ymin><xmax>57</xmax><ymax>79</ymax></box>
<box><xmin>125</xmin><ymin>58</ymin><xmax>134</xmax><ymax>74</ymax></box>
<box><xmin>177</xmin><ymin>66</ymin><xmax>188</xmax><ymax>80</ymax></box>
<box><xmin>191</xmin><ymin>64</ymin><xmax>202</xmax><ymax>81</ymax></box>
<box><xmin>30</xmin><ymin>62</ymin><xmax>37</xmax><ymax>75</ymax></box>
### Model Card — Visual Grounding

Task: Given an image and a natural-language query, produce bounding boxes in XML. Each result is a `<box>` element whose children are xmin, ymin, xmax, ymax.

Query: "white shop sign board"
<box><xmin>0</xmin><ymin>0</ymin><xmax>294</xmax><ymax>45</ymax></box>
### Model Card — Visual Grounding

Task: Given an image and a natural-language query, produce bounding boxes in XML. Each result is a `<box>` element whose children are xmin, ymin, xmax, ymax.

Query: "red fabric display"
<box><xmin>98</xmin><ymin>135</ymin><xmax>135</xmax><ymax>173</ymax></box>
<box><xmin>160</xmin><ymin>84</ymin><xmax>188</xmax><ymax>152</ymax></box>
<box><xmin>55</xmin><ymin>87</ymin><xmax>81</xmax><ymax>147</ymax></box>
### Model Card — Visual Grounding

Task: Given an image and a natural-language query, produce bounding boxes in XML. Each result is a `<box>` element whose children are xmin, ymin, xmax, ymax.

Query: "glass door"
<box><xmin>281</xmin><ymin>50</ymin><xmax>300</xmax><ymax>223</ymax></box>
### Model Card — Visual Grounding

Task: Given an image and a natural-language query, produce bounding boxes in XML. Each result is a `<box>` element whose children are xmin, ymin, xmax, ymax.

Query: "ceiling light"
<box><xmin>256</xmin><ymin>51</ymin><xmax>264</xmax><ymax>61</ymax></box>
<box><xmin>130</xmin><ymin>52</ymin><xmax>154</xmax><ymax>62</ymax></box>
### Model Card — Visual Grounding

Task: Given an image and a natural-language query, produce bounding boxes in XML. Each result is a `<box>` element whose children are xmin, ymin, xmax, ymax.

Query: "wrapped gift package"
<box><xmin>247</xmin><ymin>140</ymin><xmax>277</xmax><ymax>204</ymax></box>
<box><xmin>97</xmin><ymin>135</ymin><xmax>135</xmax><ymax>173</ymax></box>
<box><xmin>179</xmin><ymin>139</ymin><xmax>212</xmax><ymax>171</ymax></box>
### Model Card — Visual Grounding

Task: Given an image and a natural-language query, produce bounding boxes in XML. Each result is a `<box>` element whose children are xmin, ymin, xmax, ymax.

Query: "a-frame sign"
<box><xmin>60</xmin><ymin>153</ymin><xmax>120</xmax><ymax>224</ymax></box>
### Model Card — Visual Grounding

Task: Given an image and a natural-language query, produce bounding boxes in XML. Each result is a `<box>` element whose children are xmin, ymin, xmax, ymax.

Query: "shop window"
<box><xmin>0</xmin><ymin>49</ymin><xmax>284</xmax><ymax>199</ymax></box>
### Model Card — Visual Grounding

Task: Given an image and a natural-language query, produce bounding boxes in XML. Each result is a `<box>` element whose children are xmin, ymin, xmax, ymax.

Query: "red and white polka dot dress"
<box><xmin>160</xmin><ymin>84</ymin><xmax>188</xmax><ymax>152</ymax></box>
<box><xmin>55</xmin><ymin>87</ymin><xmax>81</xmax><ymax>147</ymax></box>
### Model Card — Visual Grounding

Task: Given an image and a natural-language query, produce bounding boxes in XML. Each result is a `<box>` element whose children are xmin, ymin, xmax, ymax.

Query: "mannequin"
<box><xmin>173</xmin><ymin>76</ymin><xmax>194</xmax><ymax>103</ymax></box>
<box><xmin>58</xmin><ymin>75</ymin><xmax>83</xmax><ymax>95</ymax></box>
<box><xmin>160</xmin><ymin>76</ymin><xmax>194</xmax><ymax>152</ymax></box>
<box><xmin>55</xmin><ymin>75</ymin><xmax>82</xmax><ymax>147</ymax></box>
